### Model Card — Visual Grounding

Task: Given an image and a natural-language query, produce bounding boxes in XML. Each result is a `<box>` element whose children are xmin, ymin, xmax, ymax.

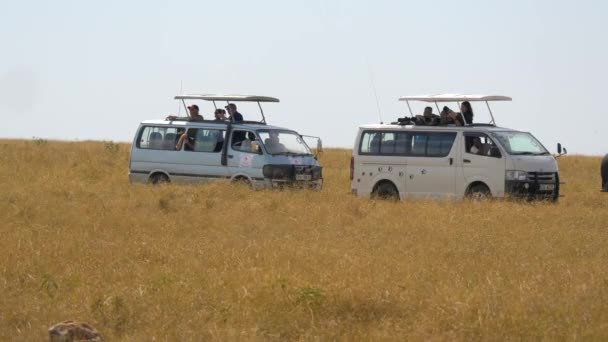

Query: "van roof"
<box><xmin>140</xmin><ymin>119</ymin><xmax>292</xmax><ymax>131</ymax></box>
<box><xmin>174</xmin><ymin>94</ymin><xmax>280</xmax><ymax>102</ymax></box>
<box><xmin>358</xmin><ymin>123</ymin><xmax>519</xmax><ymax>132</ymax></box>
<box><xmin>398</xmin><ymin>94</ymin><xmax>512</xmax><ymax>102</ymax></box>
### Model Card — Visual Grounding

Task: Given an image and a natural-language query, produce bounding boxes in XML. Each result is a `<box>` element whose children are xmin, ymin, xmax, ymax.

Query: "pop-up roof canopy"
<box><xmin>398</xmin><ymin>94</ymin><xmax>512</xmax><ymax>125</ymax></box>
<box><xmin>174</xmin><ymin>94</ymin><xmax>279</xmax><ymax>123</ymax></box>
<box><xmin>174</xmin><ymin>94</ymin><xmax>280</xmax><ymax>102</ymax></box>
<box><xmin>399</xmin><ymin>94</ymin><xmax>511</xmax><ymax>102</ymax></box>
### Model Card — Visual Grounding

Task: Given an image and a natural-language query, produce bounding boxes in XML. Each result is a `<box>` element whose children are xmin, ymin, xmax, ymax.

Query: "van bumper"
<box><xmin>262</xmin><ymin>164</ymin><xmax>323</xmax><ymax>190</ymax></box>
<box><xmin>505</xmin><ymin>172</ymin><xmax>559</xmax><ymax>201</ymax></box>
<box><xmin>266</xmin><ymin>178</ymin><xmax>323</xmax><ymax>190</ymax></box>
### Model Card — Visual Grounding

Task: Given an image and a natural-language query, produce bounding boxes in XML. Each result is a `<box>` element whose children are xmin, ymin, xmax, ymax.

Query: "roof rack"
<box><xmin>174</xmin><ymin>94</ymin><xmax>280</xmax><ymax>102</ymax></box>
<box><xmin>398</xmin><ymin>94</ymin><xmax>512</xmax><ymax>102</ymax></box>
<box><xmin>398</xmin><ymin>93</ymin><xmax>512</xmax><ymax>126</ymax></box>
<box><xmin>173</xmin><ymin>94</ymin><xmax>279</xmax><ymax>124</ymax></box>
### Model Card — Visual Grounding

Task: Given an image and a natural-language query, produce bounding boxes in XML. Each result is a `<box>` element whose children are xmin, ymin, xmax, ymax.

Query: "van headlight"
<box><xmin>506</xmin><ymin>170</ymin><xmax>527</xmax><ymax>181</ymax></box>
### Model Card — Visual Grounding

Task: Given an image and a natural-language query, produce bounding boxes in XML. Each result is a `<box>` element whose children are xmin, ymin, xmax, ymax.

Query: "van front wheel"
<box><xmin>150</xmin><ymin>173</ymin><xmax>169</xmax><ymax>185</ymax></box>
<box><xmin>232</xmin><ymin>177</ymin><xmax>253</xmax><ymax>189</ymax></box>
<box><xmin>372</xmin><ymin>181</ymin><xmax>399</xmax><ymax>200</ymax></box>
<box><xmin>466</xmin><ymin>183</ymin><xmax>491</xmax><ymax>200</ymax></box>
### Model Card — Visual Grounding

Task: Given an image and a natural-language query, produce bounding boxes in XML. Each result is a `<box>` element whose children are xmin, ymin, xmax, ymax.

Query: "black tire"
<box><xmin>232</xmin><ymin>177</ymin><xmax>252</xmax><ymax>189</ymax></box>
<box><xmin>372</xmin><ymin>181</ymin><xmax>399</xmax><ymax>200</ymax></box>
<box><xmin>466</xmin><ymin>183</ymin><xmax>491</xmax><ymax>200</ymax></box>
<box><xmin>150</xmin><ymin>173</ymin><xmax>169</xmax><ymax>185</ymax></box>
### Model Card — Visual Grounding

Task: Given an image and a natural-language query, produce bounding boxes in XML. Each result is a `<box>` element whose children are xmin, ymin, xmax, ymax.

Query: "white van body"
<box><xmin>350</xmin><ymin>94</ymin><xmax>560</xmax><ymax>201</ymax></box>
<box><xmin>129</xmin><ymin>94</ymin><xmax>323</xmax><ymax>189</ymax></box>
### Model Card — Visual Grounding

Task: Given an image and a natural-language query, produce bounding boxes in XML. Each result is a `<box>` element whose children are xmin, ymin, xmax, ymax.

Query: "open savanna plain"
<box><xmin>1</xmin><ymin>139</ymin><xmax>607</xmax><ymax>341</ymax></box>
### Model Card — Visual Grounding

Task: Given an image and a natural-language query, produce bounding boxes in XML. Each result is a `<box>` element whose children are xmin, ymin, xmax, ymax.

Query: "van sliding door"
<box><xmin>404</xmin><ymin>132</ymin><xmax>458</xmax><ymax>198</ymax></box>
<box><xmin>176</xmin><ymin>128</ymin><xmax>229</xmax><ymax>182</ymax></box>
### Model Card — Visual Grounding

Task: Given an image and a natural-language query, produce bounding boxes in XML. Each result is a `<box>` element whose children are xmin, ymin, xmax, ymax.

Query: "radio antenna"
<box><xmin>366</xmin><ymin>57</ymin><xmax>383</xmax><ymax>124</ymax></box>
<box><xmin>177</xmin><ymin>80</ymin><xmax>183</xmax><ymax>115</ymax></box>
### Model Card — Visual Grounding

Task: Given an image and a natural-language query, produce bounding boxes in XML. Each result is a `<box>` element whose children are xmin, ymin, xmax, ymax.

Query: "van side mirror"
<box><xmin>317</xmin><ymin>139</ymin><xmax>323</xmax><ymax>154</ymax></box>
<box><xmin>557</xmin><ymin>143</ymin><xmax>567</xmax><ymax>157</ymax></box>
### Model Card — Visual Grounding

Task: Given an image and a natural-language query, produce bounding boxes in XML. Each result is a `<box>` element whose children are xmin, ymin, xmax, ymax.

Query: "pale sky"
<box><xmin>1</xmin><ymin>0</ymin><xmax>607</xmax><ymax>154</ymax></box>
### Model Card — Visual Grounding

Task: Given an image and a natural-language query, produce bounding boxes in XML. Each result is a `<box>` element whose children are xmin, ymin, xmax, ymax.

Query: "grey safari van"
<box><xmin>128</xmin><ymin>94</ymin><xmax>323</xmax><ymax>189</ymax></box>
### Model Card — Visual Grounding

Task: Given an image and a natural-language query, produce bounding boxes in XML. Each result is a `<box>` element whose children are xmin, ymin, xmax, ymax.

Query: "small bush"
<box><xmin>104</xmin><ymin>141</ymin><xmax>120</xmax><ymax>153</ymax></box>
<box><xmin>294</xmin><ymin>286</ymin><xmax>325</xmax><ymax>311</ymax></box>
<box><xmin>32</xmin><ymin>136</ymin><xmax>48</xmax><ymax>146</ymax></box>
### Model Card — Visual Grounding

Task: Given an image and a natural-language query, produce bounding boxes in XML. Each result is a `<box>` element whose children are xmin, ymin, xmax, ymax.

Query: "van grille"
<box><xmin>527</xmin><ymin>172</ymin><xmax>555</xmax><ymax>182</ymax></box>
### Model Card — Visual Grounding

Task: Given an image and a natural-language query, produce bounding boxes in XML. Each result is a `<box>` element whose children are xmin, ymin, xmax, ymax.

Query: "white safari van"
<box><xmin>351</xmin><ymin>94</ymin><xmax>562</xmax><ymax>201</ymax></box>
<box><xmin>129</xmin><ymin>94</ymin><xmax>323</xmax><ymax>189</ymax></box>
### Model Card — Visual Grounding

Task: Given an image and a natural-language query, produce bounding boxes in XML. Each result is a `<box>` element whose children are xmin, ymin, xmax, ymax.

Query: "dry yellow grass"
<box><xmin>1</xmin><ymin>139</ymin><xmax>607</xmax><ymax>341</ymax></box>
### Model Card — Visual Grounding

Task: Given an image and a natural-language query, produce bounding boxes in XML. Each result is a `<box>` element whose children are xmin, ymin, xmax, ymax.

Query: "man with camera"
<box><xmin>440</xmin><ymin>106</ymin><xmax>464</xmax><ymax>126</ymax></box>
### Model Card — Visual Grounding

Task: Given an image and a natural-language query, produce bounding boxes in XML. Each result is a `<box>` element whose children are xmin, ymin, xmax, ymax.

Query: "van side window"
<box><xmin>138</xmin><ymin>126</ymin><xmax>181</xmax><ymax>150</ymax></box>
<box><xmin>409</xmin><ymin>133</ymin><xmax>456</xmax><ymax>157</ymax></box>
<box><xmin>464</xmin><ymin>133</ymin><xmax>501</xmax><ymax>158</ymax></box>
<box><xmin>182</xmin><ymin>128</ymin><xmax>225</xmax><ymax>153</ymax></box>
<box><xmin>360</xmin><ymin>132</ymin><xmax>381</xmax><ymax>154</ymax></box>
<box><xmin>359</xmin><ymin>131</ymin><xmax>456</xmax><ymax>157</ymax></box>
<box><xmin>232</xmin><ymin>130</ymin><xmax>261</xmax><ymax>154</ymax></box>
<box><xmin>410</xmin><ymin>134</ymin><xmax>428</xmax><ymax>156</ymax></box>
<box><xmin>379</xmin><ymin>132</ymin><xmax>395</xmax><ymax>154</ymax></box>
<box><xmin>427</xmin><ymin>132</ymin><xmax>457</xmax><ymax>157</ymax></box>
<box><xmin>360</xmin><ymin>132</ymin><xmax>408</xmax><ymax>155</ymax></box>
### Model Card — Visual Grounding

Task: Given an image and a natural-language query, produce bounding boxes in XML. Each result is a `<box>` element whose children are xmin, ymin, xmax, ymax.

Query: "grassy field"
<box><xmin>1</xmin><ymin>139</ymin><xmax>607</xmax><ymax>341</ymax></box>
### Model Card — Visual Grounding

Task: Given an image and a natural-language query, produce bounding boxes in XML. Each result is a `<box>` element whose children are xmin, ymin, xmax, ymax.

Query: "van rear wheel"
<box><xmin>467</xmin><ymin>183</ymin><xmax>491</xmax><ymax>200</ymax></box>
<box><xmin>372</xmin><ymin>181</ymin><xmax>399</xmax><ymax>200</ymax></box>
<box><xmin>232</xmin><ymin>177</ymin><xmax>253</xmax><ymax>189</ymax></box>
<box><xmin>150</xmin><ymin>173</ymin><xmax>169</xmax><ymax>185</ymax></box>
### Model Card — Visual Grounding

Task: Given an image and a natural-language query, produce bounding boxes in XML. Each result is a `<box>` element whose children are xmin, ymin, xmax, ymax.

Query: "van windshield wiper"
<box><xmin>512</xmin><ymin>151</ymin><xmax>550</xmax><ymax>156</ymax></box>
<box><xmin>511</xmin><ymin>152</ymin><xmax>536</xmax><ymax>155</ymax></box>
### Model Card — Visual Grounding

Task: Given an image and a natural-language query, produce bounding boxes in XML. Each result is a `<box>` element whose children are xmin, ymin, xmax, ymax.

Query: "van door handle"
<box><xmin>228</xmin><ymin>154</ymin><xmax>234</xmax><ymax>159</ymax></box>
<box><xmin>449</xmin><ymin>158</ymin><xmax>453</xmax><ymax>165</ymax></box>
<box><xmin>463</xmin><ymin>159</ymin><xmax>471</xmax><ymax>163</ymax></box>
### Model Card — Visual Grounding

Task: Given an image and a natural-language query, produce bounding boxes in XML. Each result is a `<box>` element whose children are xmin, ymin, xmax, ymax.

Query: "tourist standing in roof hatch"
<box><xmin>214</xmin><ymin>108</ymin><xmax>228</xmax><ymax>121</ymax></box>
<box><xmin>165</xmin><ymin>104</ymin><xmax>204</xmax><ymax>121</ymax></box>
<box><xmin>187</xmin><ymin>104</ymin><xmax>204</xmax><ymax>121</ymax></box>
<box><xmin>460</xmin><ymin>101</ymin><xmax>474</xmax><ymax>124</ymax></box>
<box><xmin>225</xmin><ymin>103</ymin><xmax>244</xmax><ymax>122</ymax></box>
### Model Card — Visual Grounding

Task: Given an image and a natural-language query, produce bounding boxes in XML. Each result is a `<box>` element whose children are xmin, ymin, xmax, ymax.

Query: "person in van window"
<box><xmin>240</xmin><ymin>134</ymin><xmax>253</xmax><ymax>152</ymax></box>
<box><xmin>225</xmin><ymin>103</ymin><xmax>244</xmax><ymax>122</ymax></box>
<box><xmin>176</xmin><ymin>129</ymin><xmax>196</xmax><ymax>151</ymax></box>
<box><xmin>214</xmin><ymin>133</ymin><xmax>224</xmax><ymax>152</ymax></box>
<box><xmin>440</xmin><ymin>106</ymin><xmax>464</xmax><ymax>126</ymax></box>
<box><xmin>469</xmin><ymin>137</ymin><xmax>483</xmax><ymax>155</ymax></box>
<box><xmin>247</xmin><ymin>132</ymin><xmax>262</xmax><ymax>153</ymax></box>
<box><xmin>264</xmin><ymin>131</ymin><xmax>287</xmax><ymax>154</ymax></box>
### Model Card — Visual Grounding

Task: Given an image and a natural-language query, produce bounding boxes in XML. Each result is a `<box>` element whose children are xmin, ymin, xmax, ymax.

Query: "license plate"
<box><xmin>295</xmin><ymin>174</ymin><xmax>312</xmax><ymax>181</ymax></box>
<box><xmin>540</xmin><ymin>184</ymin><xmax>555</xmax><ymax>191</ymax></box>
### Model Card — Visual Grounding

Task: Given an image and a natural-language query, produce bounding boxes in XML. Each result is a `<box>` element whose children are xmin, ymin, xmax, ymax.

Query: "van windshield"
<box><xmin>258</xmin><ymin>130</ymin><xmax>312</xmax><ymax>156</ymax></box>
<box><xmin>492</xmin><ymin>132</ymin><xmax>549</xmax><ymax>155</ymax></box>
